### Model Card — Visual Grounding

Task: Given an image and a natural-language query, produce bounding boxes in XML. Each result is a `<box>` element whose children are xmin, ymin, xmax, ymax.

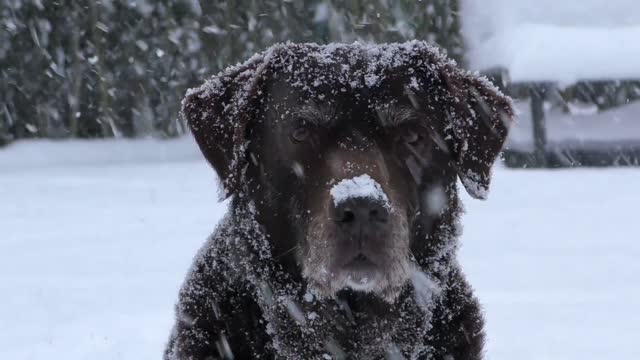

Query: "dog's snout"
<box><xmin>334</xmin><ymin>198</ymin><xmax>389</xmax><ymax>226</ymax></box>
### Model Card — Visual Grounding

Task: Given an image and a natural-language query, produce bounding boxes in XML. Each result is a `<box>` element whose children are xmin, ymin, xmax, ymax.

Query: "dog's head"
<box><xmin>183</xmin><ymin>42</ymin><xmax>513</xmax><ymax>301</ymax></box>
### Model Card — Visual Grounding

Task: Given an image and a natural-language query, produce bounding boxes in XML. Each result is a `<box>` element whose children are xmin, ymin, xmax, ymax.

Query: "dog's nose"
<box><xmin>334</xmin><ymin>197</ymin><xmax>389</xmax><ymax>226</ymax></box>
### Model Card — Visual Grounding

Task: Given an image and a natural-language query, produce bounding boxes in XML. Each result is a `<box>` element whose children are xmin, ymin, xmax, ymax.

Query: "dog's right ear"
<box><xmin>182</xmin><ymin>57</ymin><xmax>268</xmax><ymax>198</ymax></box>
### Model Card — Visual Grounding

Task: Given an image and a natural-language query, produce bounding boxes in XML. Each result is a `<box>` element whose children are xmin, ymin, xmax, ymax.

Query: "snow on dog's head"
<box><xmin>181</xmin><ymin>41</ymin><xmax>515</xmax><ymax>301</ymax></box>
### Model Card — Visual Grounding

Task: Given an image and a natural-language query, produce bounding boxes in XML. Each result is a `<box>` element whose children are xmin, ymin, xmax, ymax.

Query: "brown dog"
<box><xmin>165</xmin><ymin>41</ymin><xmax>513</xmax><ymax>359</ymax></box>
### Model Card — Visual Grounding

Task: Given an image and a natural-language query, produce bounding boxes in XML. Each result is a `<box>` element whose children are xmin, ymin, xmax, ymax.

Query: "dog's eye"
<box><xmin>291</xmin><ymin>126</ymin><xmax>310</xmax><ymax>143</ymax></box>
<box><xmin>400</xmin><ymin>129</ymin><xmax>422</xmax><ymax>146</ymax></box>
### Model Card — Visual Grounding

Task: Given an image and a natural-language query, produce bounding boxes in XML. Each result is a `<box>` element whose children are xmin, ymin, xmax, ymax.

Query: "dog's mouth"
<box><xmin>303</xmin><ymin>209</ymin><xmax>412</xmax><ymax>300</ymax></box>
<box><xmin>341</xmin><ymin>253</ymin><xmax>382</xmax><ymax>290</ymax></box>
<box><xmin>343</xmin><ymin>253</ymin><xmax>377</xmax><ymax>270</ymax></box>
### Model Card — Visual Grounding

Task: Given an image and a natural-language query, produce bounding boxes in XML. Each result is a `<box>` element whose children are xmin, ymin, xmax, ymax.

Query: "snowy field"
<box><xmin>462</xmin><ymin>0</ymin><xmax>640</xmax><ymax>83</ymax></box>
<box><xmin>1</xmin><ymin>138</ymin><xmax>639</xmax><ymax>360</ymax></box>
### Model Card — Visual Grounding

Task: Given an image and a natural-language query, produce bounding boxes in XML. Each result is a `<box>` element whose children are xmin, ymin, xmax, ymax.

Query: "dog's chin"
<box><xmin>344</xmin><ymin>271</ymin><xmax>379</xmax><ymax>291</ymax></box>
<box><xmin>304</xmin><ymin>264</ymin><xmax>411</xmax><ymax>303</ymax></box>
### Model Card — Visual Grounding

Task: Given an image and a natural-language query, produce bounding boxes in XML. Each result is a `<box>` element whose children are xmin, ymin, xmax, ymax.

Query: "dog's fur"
<box><xmin>165</xmin><ymin>42</ymin><xmax>514</xmax><ymax>360</ymax></box>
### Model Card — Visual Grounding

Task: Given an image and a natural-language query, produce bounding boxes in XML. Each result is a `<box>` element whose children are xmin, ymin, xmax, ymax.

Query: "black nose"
<box><xmin>333</xmin><ymin>197</ymin><xmax>390</xmax><ymax>226</ymax></box>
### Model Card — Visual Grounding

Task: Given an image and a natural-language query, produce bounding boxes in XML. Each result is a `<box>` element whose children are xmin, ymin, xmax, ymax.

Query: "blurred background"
<box><xmin>1</xmin><ymin>1</ymin><xmax>639</xmax><ymax>359</ymax></box>
<box><xmin>2</xmin><ymin>0</ymin><xmax>640</xmax><ymax>167</ymax></box>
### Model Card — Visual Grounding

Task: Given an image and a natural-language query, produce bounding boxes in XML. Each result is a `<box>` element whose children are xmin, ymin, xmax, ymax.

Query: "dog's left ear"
<box><xmin>438</xmin><ymin>68</ymin><xmax>514</xmax><ymax>200</ymax></box>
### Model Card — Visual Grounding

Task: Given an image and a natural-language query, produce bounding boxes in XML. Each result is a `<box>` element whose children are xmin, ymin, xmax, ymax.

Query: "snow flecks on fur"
<box><xmin>460</xmin><ymin>170</ymin><xmax>489</xmax><ymax>200</ymax></box>
<box><xmin>170</xmin><ymin>182</ymin><xmax>470</xmax><ymax>358</ymax></box>
<box><xmin>424</xmin><ymin>185</ymin><xmax>447</xmax><ymax>215</ymax></box>
<box><xmin>184</xmin><ymin>40</ymin><xmax>507</xmax><ymax>123</ymax></box>
<box><xmin>157</xmin><ymin>171</ymin><xmax>456</xmax><ymax>358</ymax></box>
<box><xmin>182</xmin><ymin>41</ymin><xmax>513</xmax><ymax>202</ymax></box>
<box><xmin>410</xmin><ymin>269</ymin><xmax>442</xmax><ymax>313</ymax></box>
<box><xmin>171</xmin><ymin>41</ymin><xmax>512</xmax><ymax>359</ymax></box>
<box><xmin>258</xmin><ymin>281</ymin><xmax>276</xmax><ymax>306</ymax></box>
<box><xmin>303</xmin><ymin>291</ymin><xmax>315</xmax><ymax>303</ymax></box>
<box><xmin>284</xmin><ymin>297</ymin><xmax>306</xmax><ymax>325</ymax></box>
<box><xmin>291</xmin><ymin>161</ymin><xmax>305</xmax><ymax>179</ymax></box>
<box><xmin>385</xmin><ymin>344</ymin><xmax>406</xmax><ymax>360</ymax></box>
<box><xmin>329</xmin><ymin>174</ymin><xmax>391</xmax><ymax>209</ymax></box>
<box><xmin>215</xmin><ymin>334</ymin><xmax>234</xmax><ymax>360</ymax></box>
<box><xmin>324</xmin><ymin>337</ymin><xmax>347</xmax><ymax>359</ymax></box>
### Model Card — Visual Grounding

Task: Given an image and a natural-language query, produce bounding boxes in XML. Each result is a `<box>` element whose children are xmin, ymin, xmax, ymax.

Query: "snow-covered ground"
<box><xmin>507</xmin><ymin>100</ymin><xmax>640</xmax><ymax>151</ymax></box>
<box><xmin>461</xmin><ymin>0</ymin><xmax>640</xmax><ymax>82</ymax></box>
<box><xmin>1</xmin><ymin>138</ymin><xmax>639</xmax><ymax>360</ymax></box>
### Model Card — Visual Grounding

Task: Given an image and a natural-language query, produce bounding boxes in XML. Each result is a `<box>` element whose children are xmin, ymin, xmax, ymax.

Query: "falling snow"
<box><xmin>2</xmin><ymin>2</ymin><xmax>639</xmax><ymax>359</ymax></box>
<box><xmin>1</xmin><ymin>139</ymin><xmax>639</xmax><ymax>359</ymax></box>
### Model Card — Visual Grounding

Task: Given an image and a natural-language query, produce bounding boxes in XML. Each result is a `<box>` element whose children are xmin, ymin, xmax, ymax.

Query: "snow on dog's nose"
<box><xmin>329</xmin><ymin>174</ymin><xmax>391</xmax><ymax>210</ymax></box>
<box><xmin>330</xmin><ymin>175</ymin><xmax>393</xmax><ymax>245</ymax></box>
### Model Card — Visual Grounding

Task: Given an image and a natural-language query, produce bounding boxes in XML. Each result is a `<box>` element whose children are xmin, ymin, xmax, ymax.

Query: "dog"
<box><xmin>165</xmin><ymin>41</ymin><xmax>513</xmax><ymax>360</ymax></box>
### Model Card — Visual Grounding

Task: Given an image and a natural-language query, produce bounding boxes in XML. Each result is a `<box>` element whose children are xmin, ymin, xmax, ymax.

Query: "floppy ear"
<box><xmin>440</xmin><ymin>68</ymin><xmax>514</xmax><ymax>200</ymax></box>
<box><xmin>181</xmin><ymin>56</ymin><xmax>269</xmax><ymax>198</ymax></box>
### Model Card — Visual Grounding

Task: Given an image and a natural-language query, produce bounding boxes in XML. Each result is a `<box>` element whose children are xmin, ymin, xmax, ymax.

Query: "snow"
<box><xmin>476</xmin><ymin>24</ymin><xmax>640</xmax><ymax>83</ymax></box>
<box><xmin>0</xmin><ymin>138</ymin><xmax>223</xmax><ymax>360</ymax></box>
<box><xmin>423</xmin><ymin>186</ymin><xmax>447</xmax><ymax>215</ymax></box>
<box><xmin>190</xmin><ymin>41</ymin><xmax>465</xmax><ymax>104</ymax></box>
<box><xmin>461</xmin><ymin>168</ymin><xmax>640</xmax><ymax>360</ymax></box>
<box><xmin>461</xmin><ymin>0</ymin><xmax>640</xmax><ymax>83</ymax></box>
<box><xmin>507</xmin><ymin>100</ymin><xmax>640</xmax><ymax>151</ymax></box>
<box><xmin>284</xmin><ymin>298</ymin><xmax>306</xmax><ymax>325</ymax></box>
<box><xmin>409</xmin><ymin>269</ymin><xmax>441</xmax><ymax>312</ymax></box>
<box><xmin>329</xmin><ymin>174</ymin><xmax>391</xmax><ymax>209</ymax></box>
<box><xmin>185</xmin><ymin>41</ymin><xmax>513</xmax><ymax>202</ymax></box>
<box><xmin>0</xmin><ymin>136</ymin><xmax>201</xmax><ymax>171</ymax></box>
<box><xmin>1</xmin><ymin>138</ymin><xmax>640</xmax><ymax>359</ymax></box>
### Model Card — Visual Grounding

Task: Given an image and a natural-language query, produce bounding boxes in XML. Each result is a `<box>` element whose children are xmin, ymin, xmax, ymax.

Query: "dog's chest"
<box><xmin>255</xmin><ymin>291</ymin><xmax>436</xmax><ymax>359</ymax></box>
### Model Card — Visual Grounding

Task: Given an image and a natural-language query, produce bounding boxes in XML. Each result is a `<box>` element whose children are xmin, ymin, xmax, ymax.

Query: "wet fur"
<box><xmin>165</xmin><ymin>193</ymin><xmax>485</xmax><ymax>360</ymax></box>
<box><xmin>165</xmin><ymin>42</ymin><xmax>513</xmax><ymax>360</ymax></box>
<box><xmin>302</xmin><ymin>208</ymin><xmax>412</xmax><ymax>301</ymax></box>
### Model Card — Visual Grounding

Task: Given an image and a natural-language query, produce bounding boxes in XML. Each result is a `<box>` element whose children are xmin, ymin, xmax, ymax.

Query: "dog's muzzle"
<box><xmin>328</xmin><ymin>174</ymin><xmax>395</xmax><ymax>289</ymax></box>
